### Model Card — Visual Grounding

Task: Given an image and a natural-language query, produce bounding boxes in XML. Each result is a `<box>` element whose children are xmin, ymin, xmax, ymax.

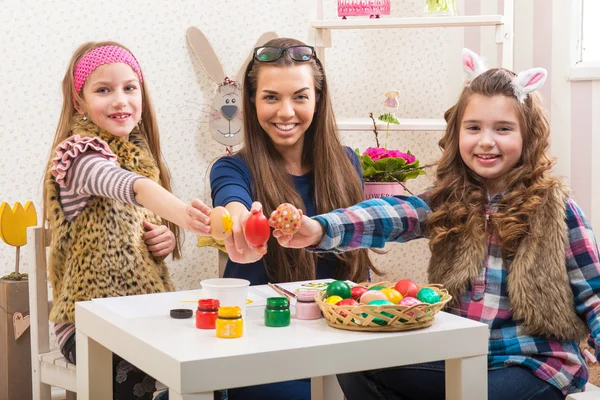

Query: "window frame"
<box><xmin>569</xmin><ymin>0</ymin><xmax>600</xmax><ymax>80</ymax></box>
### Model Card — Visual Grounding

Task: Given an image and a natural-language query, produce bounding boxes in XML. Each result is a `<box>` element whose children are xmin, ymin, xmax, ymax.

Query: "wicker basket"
<box><xmin>315</xmin><ymin>282</ymin><xmax>452</xmax><ymax>332</ymax></box>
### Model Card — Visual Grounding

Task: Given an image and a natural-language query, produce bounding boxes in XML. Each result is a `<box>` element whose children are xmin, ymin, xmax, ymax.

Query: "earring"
<box><xmin>82</xmin><ymin>114</ymin><xmax>87</xmax><ymax>121</ymax></box>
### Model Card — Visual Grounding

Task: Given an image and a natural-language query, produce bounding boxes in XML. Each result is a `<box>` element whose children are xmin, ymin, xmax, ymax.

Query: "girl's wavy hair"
<box><xmin>240</xmin><ymin>37</ymin><xmax>376</xmax><ymax>282</ymax></box>
<box><xmin>42</xmin><ymin>41</ymin><xmax>182</xmax><ymax>259</ymax></box>
<box><xmin>427</xmin><ymin>68</ymin><xmax>557</xmax><ymax>259</ymax></box>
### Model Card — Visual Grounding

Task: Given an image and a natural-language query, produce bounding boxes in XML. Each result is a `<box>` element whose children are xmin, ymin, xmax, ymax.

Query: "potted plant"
<box><xmin>0</xmin><ymin>201</ymin><xmax>36</xmax><ymax>400</ymax></box>
<box><xmin>357</xmin><ymin>113</ymin><xmax>428</xmax><ymax>199</ymax></box>
<box><xmin>424</xmin><ymin>0</ymin><xmax>458</xmax><ymax>16</ymax></box>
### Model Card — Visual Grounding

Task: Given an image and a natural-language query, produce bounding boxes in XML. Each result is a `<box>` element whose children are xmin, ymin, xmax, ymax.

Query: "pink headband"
<box><xmin>73</xmin><ymin>45</ymin><xmax>143</xmax><ymax>94</ymax></box>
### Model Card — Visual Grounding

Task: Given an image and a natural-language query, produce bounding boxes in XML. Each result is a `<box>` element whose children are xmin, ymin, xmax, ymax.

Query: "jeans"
<box><xmin>226</xmin><ymin>378</ymin><xmax>310</xmax><ymax>400</ymax></box>
<box><xmin>337</xmin><ymin>361</ymin><xmax>566</xmax><ymax>400</ymax></box>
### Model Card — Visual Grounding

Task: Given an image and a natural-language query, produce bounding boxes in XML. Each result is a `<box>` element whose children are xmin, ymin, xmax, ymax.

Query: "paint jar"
<box><xmin>216</xmin><ymin>306</ymin><xmax>243</xmax><ymax>338</ymax></box>
<box><xmin>196</xmin><ymin>299</ymin><xmax>220</xmax><ymax>329</ymax></box>
<box><xmin>264</xmin><ymin>297</ymin><xmax>290</xmax><ymax>327</ymax></box>
<box><xmin>295</xmin><ymin>290</ymin><xmax>321</xmax><ymax>320</ymax></box>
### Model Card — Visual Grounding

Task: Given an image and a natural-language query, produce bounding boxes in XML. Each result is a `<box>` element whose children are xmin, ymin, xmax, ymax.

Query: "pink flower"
<box><xmin>363</xmin><ymin>147</ymin><xmax>416</xmax><ymax>164</ymax></box>
<box><xmin>363</xmin><ymin>147</ymin><xmax>387</xmax><ymax>161</ymax></box>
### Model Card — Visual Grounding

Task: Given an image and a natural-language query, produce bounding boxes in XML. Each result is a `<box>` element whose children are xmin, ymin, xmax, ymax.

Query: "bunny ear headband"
<box><xmin>461</xmin><ymin>48</ymin><xmax>547</xmax><ymax>103</ymax></box>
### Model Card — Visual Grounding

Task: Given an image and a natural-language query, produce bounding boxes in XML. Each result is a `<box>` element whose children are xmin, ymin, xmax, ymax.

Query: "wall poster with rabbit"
<box><xmin>186</xmin><ymin>27</ymin><xmax>277</xmax><ymax>153</ymax></box>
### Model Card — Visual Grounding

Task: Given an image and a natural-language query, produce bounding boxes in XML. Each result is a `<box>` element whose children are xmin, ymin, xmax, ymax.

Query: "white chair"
<box><xmin>566</xmin><ymin>383</ymin><xmax>600</xmax><ymax>399</ymax></box>
<box><xmin>28</xmin><ymin>226</ymin><xmax>76</xmax><ymax>400</ymax></box>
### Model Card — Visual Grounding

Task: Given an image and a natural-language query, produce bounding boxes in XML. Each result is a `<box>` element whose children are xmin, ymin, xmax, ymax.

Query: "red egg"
<box><xmin>337</xmin><ymin>298</ymin><xmax>359</xmax><ymax>306</ymax></box>
<box><xmin>336</xmin><ymin>298</ymin><xmax>359</xmax><ymax>317</ymax></box>
<box><xmin>351</xmin><ymin>286</ymin><xmax>368</xmax><ymax>300</ymax></box>
<box><xmin>394</xmin><ymin>279</ymin><xmax>419</xmax><ymax>298</ymax></box>
<box><xmin>244</xmin><ymin>212</ymin><xmax>271</xmax><ymax>247</ymax></box>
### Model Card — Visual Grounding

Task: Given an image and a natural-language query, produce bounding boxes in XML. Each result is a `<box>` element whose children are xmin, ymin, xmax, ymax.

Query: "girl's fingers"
<box><xmin>147</xmin><ymin>241</ymin><xmax>170</xmax><ymax>253</ymax></box>
<box><xmin>191</xmin><ymin>198</ymin><xmax>212</xmax><ymax>215</ymax></box>
<box><xmin>143</xmin><ymin>224</ymin><xmax>168</xmax><ymax>241</ymax></box>
<box><xmin>187</xmin><ymin>205</ymin><xmax>210</xmax><ymax>225</ymax></box>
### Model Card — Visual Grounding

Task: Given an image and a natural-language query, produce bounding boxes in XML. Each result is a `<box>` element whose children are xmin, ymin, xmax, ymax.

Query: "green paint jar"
<box><xmin>265</xmin><ymin>297</ymin><xmax>290</xmax><ymax>327</ymax></box>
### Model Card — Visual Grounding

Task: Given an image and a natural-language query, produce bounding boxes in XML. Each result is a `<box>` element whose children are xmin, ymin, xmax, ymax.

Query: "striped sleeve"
<box><xmin>310</xmin><ymin>195</ymin><xmax>430</xmax><ymax>253</ymax></box>
<box><xmin>58</xmin><ymin>153</ymin><xmax>145</xmax><ymax>219</ymax></box>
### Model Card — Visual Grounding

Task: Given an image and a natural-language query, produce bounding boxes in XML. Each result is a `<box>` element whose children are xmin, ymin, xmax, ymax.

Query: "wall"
<box><xmin>0</xmin><ymin>0</ymin><xmax>451</xmax><ymax>286</ymax></box>
<box><xmin>2</xmin><ymin>0</ymin><xmax>595</xmax><ymax>288</ymax></box>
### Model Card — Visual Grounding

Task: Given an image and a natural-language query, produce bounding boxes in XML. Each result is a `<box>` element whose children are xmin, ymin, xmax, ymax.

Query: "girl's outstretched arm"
<box><xmin>272</xmin><ymin>196</ymin><xmax>430</xmax><ymax>253</ymax></box>
<box><xmin>134</xmin><ymin>178</ymin><xmax>209</xmax><ymax>236</ymax></box>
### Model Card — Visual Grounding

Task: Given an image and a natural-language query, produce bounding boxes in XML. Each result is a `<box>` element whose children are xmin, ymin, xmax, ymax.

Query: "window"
<box><xmin>570</xmin><ymin>0</ymin><xmax>600</xmax><ymax>80</ymax></box>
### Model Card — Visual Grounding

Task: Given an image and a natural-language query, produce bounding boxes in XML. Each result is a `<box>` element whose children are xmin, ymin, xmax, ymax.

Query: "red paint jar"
<box><xmin>196</xmin><ymin>299</ymin><xmax>220</xmax><ymax>329</ymax></box>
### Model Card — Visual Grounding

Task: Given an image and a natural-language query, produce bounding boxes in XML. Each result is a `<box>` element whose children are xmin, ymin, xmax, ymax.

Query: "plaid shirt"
<box><xmin>312</xmin><ymin>195</ymin><xmax>600</xmax><ymax>395</ymax></box>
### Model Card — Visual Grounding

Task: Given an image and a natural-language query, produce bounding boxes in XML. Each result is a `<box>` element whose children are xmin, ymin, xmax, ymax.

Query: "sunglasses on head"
<box><xmin>253</xmin><ymin>45</ymin><xmax>316</xmax><ymax>62</ymax></box>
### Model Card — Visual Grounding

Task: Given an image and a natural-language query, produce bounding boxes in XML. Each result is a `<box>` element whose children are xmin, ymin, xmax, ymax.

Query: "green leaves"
<box><xmin>356</xmin><ymin>148</ymin><xmax>426</xmax><ymax>183</ymax></box>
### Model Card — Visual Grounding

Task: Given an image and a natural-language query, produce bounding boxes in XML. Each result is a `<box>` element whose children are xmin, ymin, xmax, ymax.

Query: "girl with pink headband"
<box><xmin>42</xmin><ymin>41</ymin><xmax>214</xmax><ymax>400</ymax></box>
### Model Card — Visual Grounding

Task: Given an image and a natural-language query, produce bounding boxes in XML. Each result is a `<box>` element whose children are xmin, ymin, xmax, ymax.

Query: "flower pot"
<box><xmin>0</xmin><ymin>279</ymin><xmax>32</xmax><ymax>400</ymax></box>
<box><xmin>364</xmin><ymin>182</ymin><xmax>405</xmax><ymax>200</ymax></box>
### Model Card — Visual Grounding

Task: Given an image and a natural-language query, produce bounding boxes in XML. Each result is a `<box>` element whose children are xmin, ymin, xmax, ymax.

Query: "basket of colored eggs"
<box><xmin>315</xmin><ymin>280</ymin><xmax>452</xmax><ymax>332</ymax></box>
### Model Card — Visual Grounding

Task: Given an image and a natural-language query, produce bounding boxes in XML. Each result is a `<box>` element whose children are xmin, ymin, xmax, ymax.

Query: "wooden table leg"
<box><xmin>311</xmin><ymin>375</ymin><xmax>344</xmax><ymax>400</ymax></box>
<box><xmin>445</xmin><ymin>355</ymin><xmax>488</xmax><ymax>400</ymax></box>
<box><xmin>75</xmin><ymin>329</ymin><xmax>112</xmax><ymax>400</ymax></box>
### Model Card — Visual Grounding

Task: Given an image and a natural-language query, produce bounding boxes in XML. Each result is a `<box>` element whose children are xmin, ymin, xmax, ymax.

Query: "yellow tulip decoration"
<box><xmin>0</xmin><ymin>201</ymin><xmax>37</xmax><ymax>279</ymax></box>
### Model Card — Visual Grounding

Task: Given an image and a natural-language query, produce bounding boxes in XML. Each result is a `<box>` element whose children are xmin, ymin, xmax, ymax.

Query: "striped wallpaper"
<box><xmin>458</xmin><ymin>0</ymin><xmax>599</xmax><ymax>231</ymax></box>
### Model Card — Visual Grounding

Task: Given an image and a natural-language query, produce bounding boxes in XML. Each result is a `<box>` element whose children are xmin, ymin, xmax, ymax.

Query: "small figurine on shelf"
<box><xmin>337</xmin><ymin>0</ymin><xmax>391</xmax><ymax>19</ymax></box>
<box><xmin>424</xmin><ymin>0</ymin><xmax>459</xmax><ymax>16</ymax></box>
<box><xmin>378</xmin><ymin>89</ymin><xmax>400</xmax><ymax>147</ymax></box>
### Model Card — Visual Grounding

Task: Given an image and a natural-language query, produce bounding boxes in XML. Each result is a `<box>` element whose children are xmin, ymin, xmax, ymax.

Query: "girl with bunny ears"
<box><xmin>43</xmin><ymin>41</ymin><xmax>211</xmax><ymax>400</ymax></box>
<box><xmin>273</xmin><ymin>48</ymin><xmax>600</xmax><ymax>399</ymax></box>
<box><xmin>207</xmin><ymin>37</ymin><xmax>376</xmax><ymax>399</ymax></box>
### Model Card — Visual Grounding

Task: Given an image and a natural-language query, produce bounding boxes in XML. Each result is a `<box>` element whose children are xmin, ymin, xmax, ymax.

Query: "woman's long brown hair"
<box><xmin>427</xmin><ymin>68</ymin><xmax>557</xmax><ymax>260</ymax></box>
<box><xmin>240</xmin><ymin>38</ymin><xmax>376</xmax><ymax>282</ymax></box>
<box><xmin>42</xmin><ymin>41</ymin><xmax>182</xmax><ymax>259</ymax></box>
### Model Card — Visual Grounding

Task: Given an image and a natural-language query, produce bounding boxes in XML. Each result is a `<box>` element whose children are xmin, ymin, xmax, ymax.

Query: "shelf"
<box><xmin>337</xmin><ymin>118</ymin><xmax>446</xmax><ymax>132</ymax></box>
<box><xmin>312</xmin><ymin>15</ymin><xmax>503</xmax><ymax>30</ymax></box>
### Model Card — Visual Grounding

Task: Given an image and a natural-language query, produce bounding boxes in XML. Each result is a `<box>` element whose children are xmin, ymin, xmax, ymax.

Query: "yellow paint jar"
<box><xmin>215</xmin><ymin>306</ymin><xmax>243</xmax><ymax>338</ymax></box>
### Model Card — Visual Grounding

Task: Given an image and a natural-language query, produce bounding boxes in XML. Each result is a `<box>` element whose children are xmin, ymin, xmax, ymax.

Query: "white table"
<box><xmin>75</xmin><ymin>284</ymin><xmax>489</xmax><ymax>400</ymax></box>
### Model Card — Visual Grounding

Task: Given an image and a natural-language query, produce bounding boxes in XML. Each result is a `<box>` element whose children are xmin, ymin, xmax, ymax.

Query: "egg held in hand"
<box><xmin>244</xmin><ymin>212</ymin><xmax>271</xmax><ymax>247</ymax></box>
<box><xmin>274</xmin><ymin>203</ymin><xmax>302</xmax><ymax>234</ymax></box>
<box><xmin>210</xmin><ymin>206</ymin><xmax>233</xmax><ymax>240</ymax></box>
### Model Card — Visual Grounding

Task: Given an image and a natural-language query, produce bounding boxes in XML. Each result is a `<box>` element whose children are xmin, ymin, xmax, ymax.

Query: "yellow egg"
<box><xmin>210</xmin><ymin>206</ymin><xmax>232</xmax><ymax>240</ymax></box>
<box><xmin>325</xmin><ymin>295</ymin><xmax>343</xmax><ymax>305</ymax></box>
<box><xmin>380</xmin><ymin>288</ymin><xmax>403</xmax><ymax>304</ymax></box>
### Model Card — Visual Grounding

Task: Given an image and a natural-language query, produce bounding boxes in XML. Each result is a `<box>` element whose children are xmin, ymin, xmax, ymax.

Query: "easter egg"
<box><xmin>368</xmin><ymin>299</ymin><xmax>394</xmax><ymax>306</ymax></box>
<box><xmin>367</xmin><ymin>299</ymin><xmax>395</xmax><ymax>325</ymax></box>
<box><xmin>336</xmin><ymin>298</ymin><xmax>359</xmax><ymax>317</ymax></box>
<box><xmin>394</xmin><ymin>279</ymin><xmax>419</xmax><ymax>298</ymax></box>
<box><xmin>244</xmin><ymin>212</ymin><xmax>271</xmax><ymax>247</ymax></box>
<box><xmin>380</xmin><ymin>288</ymin><xmax>403</xmax><ymax>304</ymax></box>
<box><xmin>274</xmin><ymin>203</ymin><xmax>302</xmax><ymax>234</ymax></box>
<box><xmin>359</xmin><ymin>290</ymin><xmax>388</xmax><ymax>304</ymax></box>
<box><xmin>325</xmin><ymin>295</ymin><xmax>343</xmax><ymax>305</ymax></box>
<box><xmin>326</xmin><ymin>280</ymin><xmax>352</xmax><ymax>299</ymax></box>
<box><xmin>398</xmin><ymin>296</ymin><xmax>422</xmax><ymax>307</ymax></box>
<box><xmin>417</xmin><ymin>287</ymin><xmax>441</xmax><ymax>304</ymax></box>
<box><xmin>210</xmin><ymin>206</ymin><xmax>233</xmax><ymax>240</ymax></box>
<box><xmin>350</xmin><ymin>285</ymin><xmax>368</xmax><ymax>300</ymax></box>
<box><xmin>368</xmin><ymin>285</ymin><xmax>386</xmax><ymax>291</ymax></box>
<box><xmin>337</xmin><ymin>298</ymin><xmax>359</xmax><ymax>306</ymax></box>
